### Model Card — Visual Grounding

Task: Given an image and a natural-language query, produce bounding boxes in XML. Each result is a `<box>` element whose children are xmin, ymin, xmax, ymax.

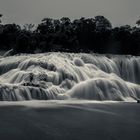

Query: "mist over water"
<box><xmin>0</xmin><ymin>52</ymin><xmax>140</xmax><ymax>101</ymax></box>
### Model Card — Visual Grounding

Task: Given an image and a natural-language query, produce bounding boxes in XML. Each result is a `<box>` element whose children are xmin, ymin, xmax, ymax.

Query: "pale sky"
<box><xmin>0</xmin><ymin>0</ymin><xmax>140</xmax><ymax>26</ymax></box>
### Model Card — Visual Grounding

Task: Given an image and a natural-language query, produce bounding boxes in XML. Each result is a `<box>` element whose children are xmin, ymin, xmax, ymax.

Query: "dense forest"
<box><xmin>0</xmin><ymin>14</ymin><xmax>140</xmax><ymax>55</ymax></box>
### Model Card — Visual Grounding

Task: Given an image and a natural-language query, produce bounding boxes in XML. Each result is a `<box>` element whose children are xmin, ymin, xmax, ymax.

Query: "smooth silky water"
<box><xmin>0</xmin><ymin>52</ymin><xmax>140</xmax><ymax>101</ymax></box>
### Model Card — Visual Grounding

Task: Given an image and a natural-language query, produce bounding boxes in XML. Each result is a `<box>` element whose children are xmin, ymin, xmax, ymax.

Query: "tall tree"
<box><xmin>0</xmin><ymin>14</ymin><xmax>3</xmax><ymax>24</ymax></box>
<box><xmin>95</xmin><ymin>16</ymin><xmax>112</xmax><ymax>30</ymax></box>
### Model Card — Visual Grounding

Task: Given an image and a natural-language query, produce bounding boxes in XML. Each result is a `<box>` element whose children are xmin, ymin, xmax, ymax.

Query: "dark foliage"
<box><xmin>0</xmin><ymin>15</ymin><xmax>140</xmax><ymax>55</ymax></box>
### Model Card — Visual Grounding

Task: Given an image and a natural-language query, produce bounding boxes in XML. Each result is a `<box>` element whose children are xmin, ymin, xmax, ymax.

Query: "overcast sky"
<box><xmin>0</xmin><ymin>0</ymin><xmax>140</xmax><ymax>26</ymax></box>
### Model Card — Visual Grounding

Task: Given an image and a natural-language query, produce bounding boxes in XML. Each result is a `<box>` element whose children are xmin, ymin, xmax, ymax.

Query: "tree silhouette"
<box><xmin>0</xmin><ymin>14</ymin><xmax>2</xmax><ymax>23</ymax></box>
<box><xmin>0</xmin><ymin>15</ymin><xmax>140</xmax><ymax>55</ymax></box>
<box><xmin>136</xmin><ymin>18</ymin><xmax>140</xmax><ymax>26</ymax></box>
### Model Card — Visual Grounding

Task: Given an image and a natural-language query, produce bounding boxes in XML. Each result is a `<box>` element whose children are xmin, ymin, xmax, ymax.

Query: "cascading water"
<box><xmin>0</xmin><ymin>52</ymin><xmax>140</xmax><ymax>101</ymax></box>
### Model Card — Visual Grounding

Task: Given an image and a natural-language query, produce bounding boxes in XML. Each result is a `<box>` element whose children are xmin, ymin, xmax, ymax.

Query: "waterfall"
<box><xmin>0</xmin><ymin>52</ymin><xmax>140</xmax><ymax>101</ymax></box>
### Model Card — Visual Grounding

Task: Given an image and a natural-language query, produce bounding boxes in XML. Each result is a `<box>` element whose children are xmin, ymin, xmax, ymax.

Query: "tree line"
<box><xmin>0</xmin><ymin>14</ymin><xmax>140</xmax><ymax>55</ymax></box>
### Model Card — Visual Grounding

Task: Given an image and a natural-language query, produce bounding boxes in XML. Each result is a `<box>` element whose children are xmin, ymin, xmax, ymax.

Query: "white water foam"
<box><xmin>0</xmin><ymin>52</ymin><xmax>140</xmax><ymax>101</ymax></box>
